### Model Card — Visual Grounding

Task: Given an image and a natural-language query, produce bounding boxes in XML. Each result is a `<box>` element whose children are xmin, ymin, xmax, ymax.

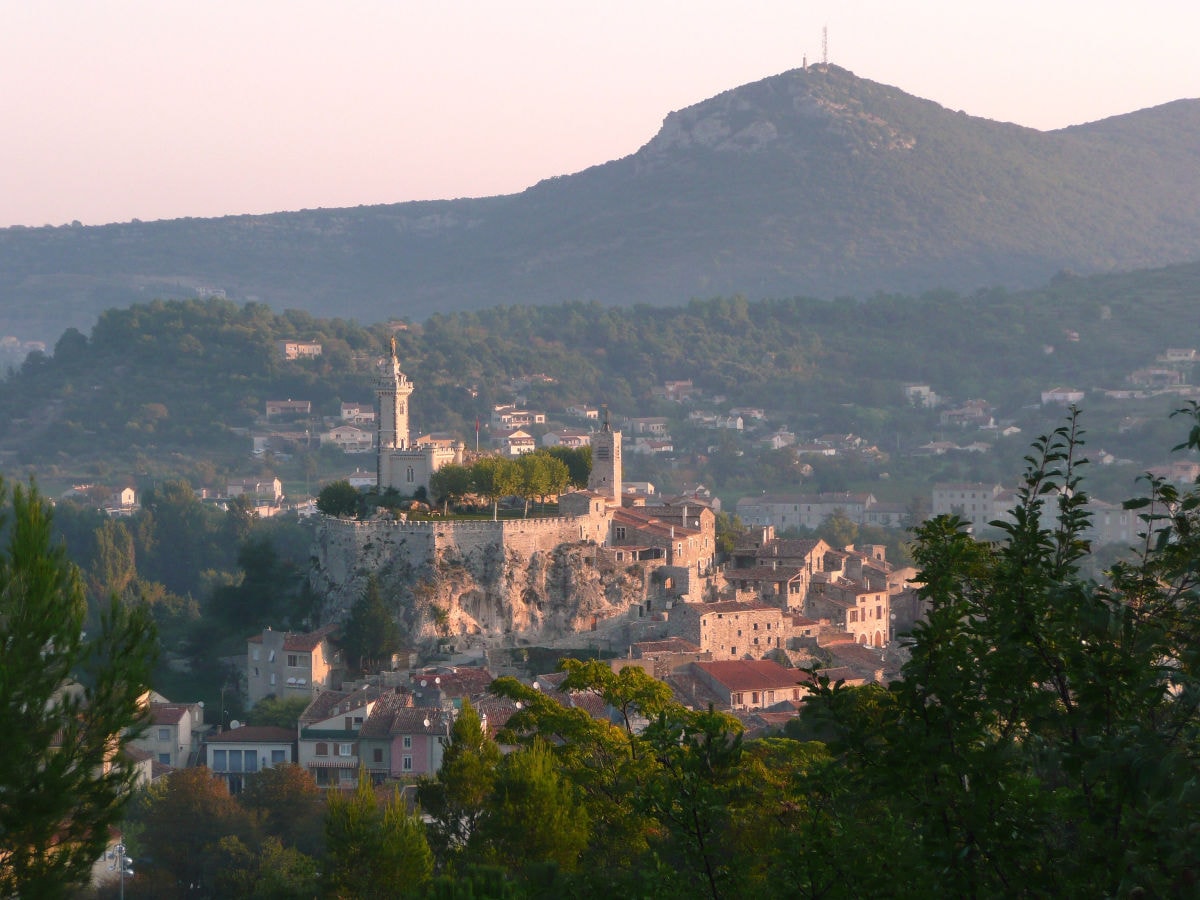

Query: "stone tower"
<box><xmin>376</xmin><ymin>336</ymin><xmax>414</xmax><ymax>486</ymax></box>
<box><xmin>587</xmin><ymin>407</ymin><xmax>622</xmax><ymax>502</ymax></box>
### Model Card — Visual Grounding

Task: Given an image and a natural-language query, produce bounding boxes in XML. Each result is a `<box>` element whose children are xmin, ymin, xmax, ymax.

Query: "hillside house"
<box><xmin>265</xmin><ymin>399</ymin><xmax>312</xmax><ymax>418</ymax></box>
<box><xmin>688</xmin><ymin>660</ymin><xmax>807</xmax><ymax>711</ymax></box>
<box><xmin>297</xmin><ymin>686</ymin><xmax>384</xmax><ymax>788</ymax></box>
<box><xmin>541</xmin><ymin>428</ymin><xmax>591</xmax><ymax>449</ymax></box>
<box><xmin>1041</xmin><ymin>387</ymin><xmax>1085</xmax><ymax>406</ymax></box>
<box><xmin>277</xmin><ymin>340</ymin><xmax>322</xmax><ymax>360</ymax></box>
<box><xmin>735</xmin><ymin>492</ymin><xmax>877</xmax><ymax>530</ymax></box>
<box><xmin>321</xmin><ymin>424</ymin><xmax>374</xmax><ymax>453</ymax></box>
<box><xmin>340</xmin><ymin>402</ymin><xmax>377</xmax><ymax>425</ymax></box>
<box><xmin>204</xmin><ymin>725</ymin><xmax>296</xmax><ymax>793</ymax></box>
<box><xmin>227</xmin><ymin>476</ymin><xmax>283</xmax><ymax>504</ymax></box>
<box><xmin>497</xmin><ymin>428</ymin><xmax>536</xmax><ymax>456</ymax></box>
<box><xmin>128</xmin><ymin>701</ymin><xmax>204</xmax><ymax>769</ymax></box>
<box><xmin>246</xmin><ymin>625</ymin><xmax>340</xmax><ymax>706</ymax></box>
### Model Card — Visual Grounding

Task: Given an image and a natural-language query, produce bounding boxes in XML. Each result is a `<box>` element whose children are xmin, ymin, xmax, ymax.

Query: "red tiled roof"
<box><xmin>692</xmin><ymin>659</ymin><xmax>804</xmax><ymax>692</ymax></box>
<box><xmin>207</xmin><ymin>726</ymin><xmax>295</xmax><ymax>744</ymax></box>
<box><xmin>683</xmin><ymin>600</ymin><xmax>777</xmax><ymax>616</ymax></box>
<box><xmin>150</xmin><ymin>704</ymin><xmax>190</xmax><ymax>725</ymax></box>
<box><xmin>299</xmin><ymin>685</ymin><xmax>382</xmax><ymax>724</ymax></box>
<box><xmin>388</xmin><ymin>707</ymin><xmax>454</xmax><ymax>737</ymax></box>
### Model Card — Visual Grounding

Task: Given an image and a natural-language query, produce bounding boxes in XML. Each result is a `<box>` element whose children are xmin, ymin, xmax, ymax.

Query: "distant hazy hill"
<box><xmin>3</xmin><ymin>65</ymin><xmax>1200</xmax><ymax>342</ymax></box>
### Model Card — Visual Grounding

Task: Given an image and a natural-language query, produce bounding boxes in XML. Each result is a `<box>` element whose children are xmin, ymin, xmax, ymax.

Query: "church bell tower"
<box><xmin>376</xmin><ymin>337</ymin><xmax>414</xmax><ymax>487</ymax></box>
<box><xmin>587</xmin><ymin>406</ymin><xmax>622</xmax><ymax>502</ymax></box>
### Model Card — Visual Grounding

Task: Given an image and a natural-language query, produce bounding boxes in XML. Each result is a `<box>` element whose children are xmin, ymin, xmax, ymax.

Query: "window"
<box><xmin>751</xmin><ymin>692</ymin><xmax>760</xmax><ymax>705</ymax></box>
<box><xmin>213</xmin><ymin>750</ymin><xmax>227</xmax><ymax>770</ymax></box>
<box><xmin>253</xmin><ymin>667</ymin><xmax>259</xmax><ymax>677</ymax></box>
<box><xmin>158</xmin><ymin>728</ymin><xmax>170</xmax><ymax>741</ymax></box>
<box><xmin>373</xmin><ymin>748</ymin><xmax>383</xmax><ymax>763</ymax></box>
<box><xmin>753</xmin><ymin>623</ymin><xmax>759</xmax><ymax>630</ymax></box>
<box><xmin>269</xmin><ymin>673</ymin><xmax>276</xmax><ymax>685</ymax></box>
<box><xmin>252</xmin><ymin>647</ymin><xmax>260</xmax><ymax>661</ymax></box>
<box><xmin>733</xmin><ymin>692</ymin><xmax>743</xmax><ymax>705</ymax></box>
<box><xmin>268</xmin><ymin>650</ymin><xmax>276</xmax><ymax>662</ymax></box>
<box><xmin>737</xmin><ymin>629</ymin><xmax>742</xmax><ymax>637</ymax></box>
<box><xmin>158</xmin><ymin>753</ymin><xmax>171</xmax><ymax>765</ymax></box>
<box><xmin>316</xmin><ymin>742</ymin><xmax>328</xmax><ymax>757</ymax></box>
<box><xmin>229</xmin><ymin>751</ymin><xmax>243</xmax><ymax>773</ymax></box>
<box><xmin>271</xmin><ymin>749</ymin><xmax>286</xmax><ymax>764</ymax></box>
<box><xmin>338</xmin><ymin>743</ymin><xmax>353</xmax><ymax>757</ymax></box>
<box><xmin>287</xmin><ymin>654</ymin><xmax>298</xmax><ymax>667</ymax></box>
<box><xmin>406</xmin><ymin>466</ymin><xmax>415</xmax><ymax>483</ymax></box>
<box><xmin>730</xmin><ymin>647</ymin><xmax>737</xmax><ymax>656</ymax></box>
<box><xmin>403</xmin><ymin>736</ymin><xmax>412</xmax><ymax>749</ymax></box>
<box><xmin>402</xmin><ymin>756</ymin><xmax>413</xmax><ymax>772</ymax></box>
<box><xmin>244</xmin><ymin>752</ymin><xmax>258</xmax><ymax>773</ymax></box>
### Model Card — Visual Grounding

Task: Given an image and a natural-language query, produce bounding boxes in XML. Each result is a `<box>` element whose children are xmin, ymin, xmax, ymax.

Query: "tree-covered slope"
<box><xmin>3</xmin><ymin>261</ymin><xmax>1200</xmax><ymax>492</ymax></box>
<box><xmin>2</xmin><ymin>67</ymin><xmax>1200</xmax><ymax>343</ymax></box>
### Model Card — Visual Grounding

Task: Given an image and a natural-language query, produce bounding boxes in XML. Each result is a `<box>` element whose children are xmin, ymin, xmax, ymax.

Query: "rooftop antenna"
<box><xmin>822</xmin><ymin>25</ymin><xmax>828</xmax><ymax>66</ymax></box>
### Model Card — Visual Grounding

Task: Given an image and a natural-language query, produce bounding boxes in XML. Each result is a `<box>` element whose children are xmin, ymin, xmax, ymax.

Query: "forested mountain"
<box><xmin>3</xmin><ymin>65</ymin><xmax>1200</xmax><ymax>344</ymax></box>
<box><xmin>4</xmin><ymin>260</ymin><xmax>1200</xmax><ymax>506</ymax></box>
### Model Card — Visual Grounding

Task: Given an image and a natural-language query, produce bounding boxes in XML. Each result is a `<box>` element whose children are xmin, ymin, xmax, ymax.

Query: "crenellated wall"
<box><xmin>310</xmin><ymin>510</ymin><xmax>639</xmax><ymax>649</ymax></box>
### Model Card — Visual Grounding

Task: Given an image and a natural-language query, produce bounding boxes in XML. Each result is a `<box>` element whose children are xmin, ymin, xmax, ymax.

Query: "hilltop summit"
<box><xmin>2</xmin><ymin>66</ymin><xmax>1199</xmax><ymax>340</ymax></box>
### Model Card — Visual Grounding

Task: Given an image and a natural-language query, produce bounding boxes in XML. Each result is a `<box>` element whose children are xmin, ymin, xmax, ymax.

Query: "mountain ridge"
<box><xmin>3</xmin><ymin>65</ymin><xmax>1199</xmax><ymax>342</ymax></box>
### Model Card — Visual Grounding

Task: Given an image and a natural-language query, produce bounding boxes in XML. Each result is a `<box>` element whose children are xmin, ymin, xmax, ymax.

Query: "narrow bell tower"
<box><xmin>587</xmin><ymin>406</ymin><xmax>622</xmax><ymax>502</ymax></box>
<box><xmin>376</xmin><ymin>336</ymin><xmax>414</xmax><ymax>487</ymax></box>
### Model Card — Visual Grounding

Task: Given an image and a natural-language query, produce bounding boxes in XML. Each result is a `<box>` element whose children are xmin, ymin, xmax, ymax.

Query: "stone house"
<box><xmin>668</xmin><ymin>600</ymin><xmax>789</xmax><ymax>660</ymax></box>
<box><xmin>246</xmin><ymin>625</ymin><xmax>340</xmax><ymax>706</ymax></box>
<box><xmin>688</xmin><ymin>660</ymin><xmax>807</xmax><ymax>711</ymax></box>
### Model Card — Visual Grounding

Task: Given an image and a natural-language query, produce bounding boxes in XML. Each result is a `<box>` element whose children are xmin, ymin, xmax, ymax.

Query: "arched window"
<box><xmin>406</xmin><ymin>466</ymin><xmax>414</xmax><ymax>483</ymax></box>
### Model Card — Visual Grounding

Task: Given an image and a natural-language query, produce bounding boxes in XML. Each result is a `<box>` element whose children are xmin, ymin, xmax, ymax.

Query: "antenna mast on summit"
<box><xmin>822</xmin><ymin>25</ymin><xmax>828</xmax><ymax>66</ymax></box>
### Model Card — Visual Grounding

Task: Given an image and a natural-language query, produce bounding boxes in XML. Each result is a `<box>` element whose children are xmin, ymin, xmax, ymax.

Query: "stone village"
<box><xmin>126</xmin><ymin>343</ymin><xmax>928</xmax><ymax>792</ymax></box>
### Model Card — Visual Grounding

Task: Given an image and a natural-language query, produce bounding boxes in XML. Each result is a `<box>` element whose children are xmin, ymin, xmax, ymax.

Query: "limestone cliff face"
<box><xmin>309</xmin><ymin>517</ymin><xmax>643</xmax><ymax>648</ymax></box>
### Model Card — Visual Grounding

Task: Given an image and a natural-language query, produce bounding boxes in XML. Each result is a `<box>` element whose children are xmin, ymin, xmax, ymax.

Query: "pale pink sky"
<box><xmin>1</xmin><ymin>1</ymin><xmax>1196</xmax><ymax>228</ymax></box>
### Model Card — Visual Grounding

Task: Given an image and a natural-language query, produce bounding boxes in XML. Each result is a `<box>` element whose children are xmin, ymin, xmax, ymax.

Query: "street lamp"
<box><xmin>107</xmin><ymin>837</ymin><xmax>133</xmax><ymax>899</ymax></box>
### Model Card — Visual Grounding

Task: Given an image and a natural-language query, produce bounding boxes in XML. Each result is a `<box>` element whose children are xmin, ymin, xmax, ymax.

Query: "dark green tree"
<box><xmin>324</xmin><ymin>770</ymin><xmax>433</xmax><ymax>899</ymax></box>
<box><xmin>545</xmin><ymin>445</ymin><xmax>591</xmax><ymax>489</ymax></box>
<box><xmin>429</xmin><ymin>463</ymin><xmax>474</xmax><ymax>515</ymax></box>
<box><xmin>418</xmin><ymin>698</ymin><xmax>501</xmax><ymax>867</ymax></box>
<box><xmin>475</xmin><ymin>739</ymin><xmax>589</xmax><ymax>878</ymax></box>
<box><xmin>340</xmin><ymin>575</ymin><xmax>402</xmax><ymax>673</ymax></box>
<box><xmin>0</xmin><ymin>480</ymin><xmax>156</xmax><ymax>897</ymax></box>
<box><xmin>316</xmin><ymin>479</ymin><xmax>360</xmax><ymax>517</ymax></box>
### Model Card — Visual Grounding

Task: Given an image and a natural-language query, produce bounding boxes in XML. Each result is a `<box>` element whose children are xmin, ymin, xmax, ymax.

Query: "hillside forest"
<box><xmin>3</xmin><ymin>260</ymin><xmax>1200</xmax><ymax>513</ymax></box>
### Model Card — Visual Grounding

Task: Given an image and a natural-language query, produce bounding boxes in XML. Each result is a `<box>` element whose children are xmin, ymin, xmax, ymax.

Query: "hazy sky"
<box><xmin>2</xmin><ymin>1</ymin><xmax>1196</xmax><ymax>228</ymax></box>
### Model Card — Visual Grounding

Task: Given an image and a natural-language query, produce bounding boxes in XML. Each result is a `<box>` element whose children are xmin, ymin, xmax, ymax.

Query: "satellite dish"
<box><xmin>423</xmin><ymin>718</ymin><xmax>431</xmax><ymax>728</ymax></box>
<box><xmin>229</xmin><ymin>720</ymin><xmax>241</xmax><ymax>729</ymax></box>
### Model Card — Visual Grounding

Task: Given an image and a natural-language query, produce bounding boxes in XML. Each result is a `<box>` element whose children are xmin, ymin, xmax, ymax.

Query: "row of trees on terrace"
<box><xmin>317</xmin><ymin>447</ymin><xmax>590</xmax><ymax>520</ymax></box>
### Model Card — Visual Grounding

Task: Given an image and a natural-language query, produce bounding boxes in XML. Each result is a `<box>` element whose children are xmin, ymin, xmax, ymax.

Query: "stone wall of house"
<box><xmin>310</xmin><ymin>512</ymin><xmax>640</xmax><ymax>649</ymax></box>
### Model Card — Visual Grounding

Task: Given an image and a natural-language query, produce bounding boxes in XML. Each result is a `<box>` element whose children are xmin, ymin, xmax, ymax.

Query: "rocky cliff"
<box><xmin>310</xmin><ymin>516</ymin><xmax>646</xmax><ymax>650</ymax></box>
